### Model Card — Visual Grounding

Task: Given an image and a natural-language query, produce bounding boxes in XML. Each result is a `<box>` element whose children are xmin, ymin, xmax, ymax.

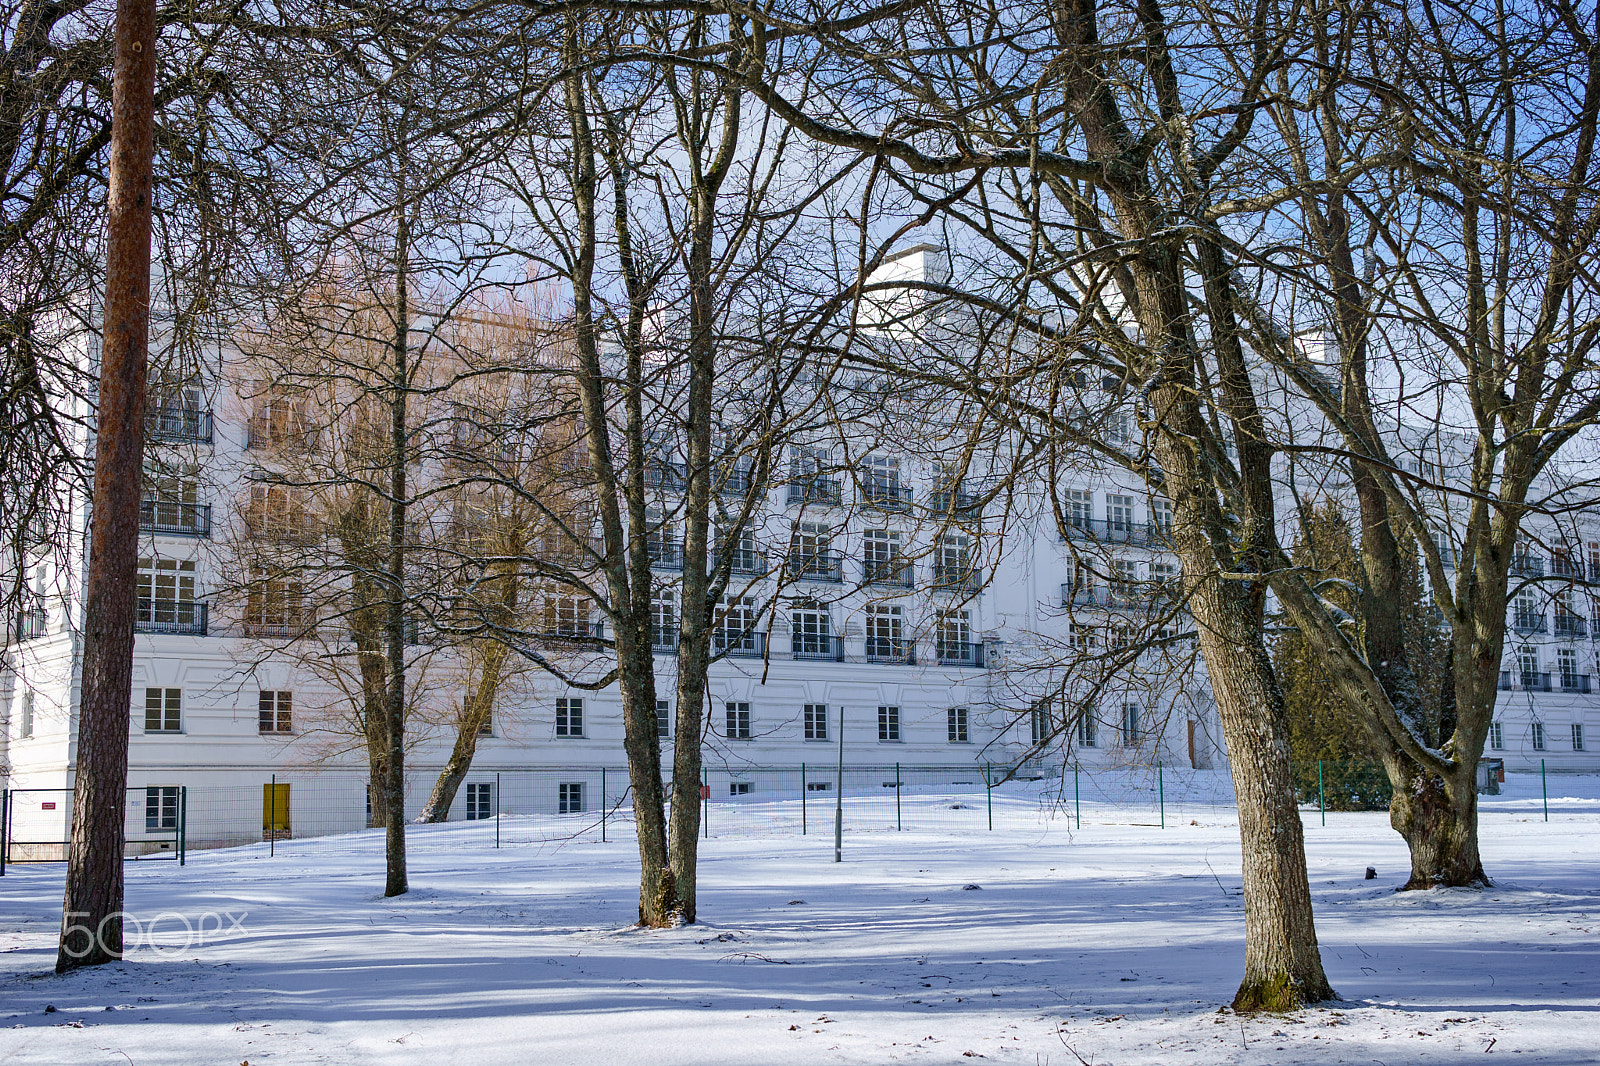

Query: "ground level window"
<box><xmin>1489</xmin><ymin>721</ymin><xmax>1504</xmax><ymax>750</ymax></box>
<box><xmin>729</xmin><ymin>781</ymin><xmax>753</xmax><ymax>796</ymax></box>
<box><xmin>948</xmin><ymin>706</ymin><xmax>969</xmax><ymax>743</ymax></box>
<box><xmin>806</xmin><ymin>780</ymin><xmax>832</xmax><ymax>792</ymax></box>
<box><xmin>1531</xmin><ymin>721</ymin><xmax>1546</xmax><ymax>751</ymax></box>
<box><xmin>1574</xmin><ymin>723</ymin><xmax>1586</xmax><ymax>752</ymax></box>
<box><xmin>558</xmin><ymin>781</ymin><xmax>585</xmax><ymax>814</ymax></box>
<box><xmin>145</xmin><ymin>786</ymin><xmax>179</xmax><ymax>831</ymax></box>
<box><xmin>466</xmin><ymin>782</ymin><xmax>493</xmax><ymax>820</ymax></box>
<box><xmin>878</xmin><ymin>705</ymin><xmax>900</xmax><ymax>742</ymax></box>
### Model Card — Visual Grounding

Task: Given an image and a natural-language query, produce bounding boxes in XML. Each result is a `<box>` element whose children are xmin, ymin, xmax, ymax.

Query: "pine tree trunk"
<box><xmin>56</xmin><ymin>0</ymin><xmax>156</xmax><ymax>974</ymax></box>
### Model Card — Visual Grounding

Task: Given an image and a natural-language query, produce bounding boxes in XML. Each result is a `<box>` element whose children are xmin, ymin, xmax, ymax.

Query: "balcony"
<box><xmin>787</xmin><ymin>477</ymin><xmax>842</xmax><ymax>506</ymax></box>
<box><xmin>936</xmin><ymin>640</ymin><xmax>986</xmax><ymax>667</ymax></box>
<box><xmin>931</xmin><ymin>563</ymin><xmax>983</xmax><ymax>593</ymax></box>
<box><xmin>643</xmin><ymin>462</ymin><xmax>686</xmax><ymax>492</ymax></box>
<box><xmin>538</xmin><ymin>620</ymin><xmax>605</xmax><ymax>641</ymax></box>
<box><xmin>139</xmin><ymin>500</ymin><xmax>211</xmax><ymax>538</ymax></box>
<box><xmin>785</xmin><ymin>548</ymin><xmax>845</xmax><ymax>584</ymax></box>
<box><xmin>862</xmin><ymin>557</ymin><xmax>914</xmax><ymax>588</ymax></box>
<box><xmin>716</xmin><ymin>465</ymin><xmax>757</xmax><ymax>497</ymax></box>
<box><xmin>928</xmin><ymin>488</ymin><xmax>982</xmax><ymax>520</ymax></box>
<box><xmin>1523</xmin><ymin>671</ymin><xmax>1553</xmax><ymax>692</ymax></box>
<box><xmin>1510</xmin><ymin>555</ymin><xmax>1545</xmax><ymax>578</ymax></box>
<box><xmin>714</xmin><ymin>547</ymin><xmax>769</xmax><ymax>575</ymax></box>
<box><xmin>647</xmin><ymin>541</ymin><xmax>683</xmax><ymax>571</ymax></box>
<box><xmin>865</xmin><ymin>636</ymin><xmax>915</xmax><ymax>664</ymax></box>
<box><xmin>1551</xmin><ymin>556</ymin><xmax>1585</xmax><ymax>580</ymax></box>
<box><xmin>791</xmin><ymin>633</ymin><xmax>844</xmax><ymax>661</ymax></box>
<box><xmin>1555</xmin><ymin>614</ymin><xmax>1589</xmax><ymax>639</ymax></box>
<box><xmin>145</xmin><ymin>405</ymin><xmax>212</xmax><ymax>444</ymax></box>
<box><xmin>134</xmin><ymin>601</ymin><xmax>208</xmax><ymax>636</ymax></box>
<box><xmin>244</xmin><ymin>418</ymin><xmax>315</xmax><ymax>451</ymax></box>
<box><xmin>11</xmin><ymin>609</ymin><xmax>48</xmax><ymax>642</ymax></box>
<box><xmin>652</xmin><ymin>627</ymin><xmax>678</xmax><ymax>655</ymax></box>
<box><xmin>713</xmin><ymin>629</ymin><xmax>766</xmax><ymax>659</ymax></box>
<box><xmin>1561</xmin><ymin>673</ymin><xmax>1593</xmax><ymax>694</ymax></box>
<box><xmin>862</xmin><ymin>479</ymin><xmax>913</xmax><ymax>513</ymax></box>
<box><xmin>1512</xmin><ymin>611</ymin><xmax>1547</xmax><ymax>635</ymax></box>
<box><xmin>1060</xmin><ymin>516</ymin><xmax>1169</xmax><ymax>547</ymax></box>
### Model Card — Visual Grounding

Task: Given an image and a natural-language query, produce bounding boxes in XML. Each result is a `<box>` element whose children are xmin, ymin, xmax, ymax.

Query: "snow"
<box><xmin>0</xmin><ymin>770</ymin><xmax>1595</xmax><ymax>1065</ymax></box>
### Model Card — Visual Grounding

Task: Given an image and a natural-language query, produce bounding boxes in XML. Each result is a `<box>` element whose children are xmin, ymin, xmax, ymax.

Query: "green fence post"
<box><xmin>1158</xmin><ymin>762</ymin><xmax>1165</xmax><ymax>829</ymax></box>
<box><xmin>984</xmin><ymin>762</ymin><xmax>993</xmax><ymax>831</ymax></box>
<box><xmin>1542</xmin><ymin>758</ymin><xmax>1549</xmax><ymax>822</ymax></box>
<box><xmin>703</xmin><ymin>768</ymin><xmax>710</xmax><ymax>839</ymax></box>
<box><xmin>601</xmin><ymin>768</ymin><xmax>607</xmax><ymax>843</ymax></box>
<box><xmin>1318</xmin><ymin>760</ymin><xmax>1326</xmax><ymax>827</ymax></box>
<box><xmin>179</xmin><ymin>785</ymin><xmax>187</xmax><ymax>866</ymax></box>
<box><xmin>833</xmin><ymin>706</ymin><xmax>844</xmax><ymax>862</ymax></box>
<box><xmin>1074</xmin><ymin>762</ymin><xmax>1081</xmax><ymax>830</ymax></box>
<box><xmin>2</xmin><ymin>788</ymin><xmax>9</xmax><ymax>876</ymax></box>
<box><xmin>895</xmin><ymin>762</ymin><xmax>902</xmax><ymax>832</ymax></box>
<box><xmin>801</xmin><ymin>763</ymin><xmax>807</xmax><ymax>835</ymax></box>
<box><xmin>496</xmin><ymin>771</ymin><xmax>501</xmax><ymax>849</ymax></box>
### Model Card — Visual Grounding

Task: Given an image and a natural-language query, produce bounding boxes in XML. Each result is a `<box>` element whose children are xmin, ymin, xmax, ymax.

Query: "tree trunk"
<box><xmin>381</xmin><ymin>189</ymin><xmax>411</xmax><ymax>898</ymax></box>
<box><xmin>1385</xmin><ymin>750</ymin><xmax>1487</xmax><ymax>889</ymax></box>
<box><xmin>56</xmin><ymin>0</ymin><xmax>156</xmax><ymax>974</ymax></box>
<box><xmin>418</xmin><ymin>642</ymin><xmax>505</xmax><ymax>822</ymax></box>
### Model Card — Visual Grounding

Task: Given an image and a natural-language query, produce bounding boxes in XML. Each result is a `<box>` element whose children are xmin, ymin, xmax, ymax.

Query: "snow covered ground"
<box><xmin>0</xmin><ymin>770</ymin><xmax>1595</xmax><ymax>1065</ymax></box>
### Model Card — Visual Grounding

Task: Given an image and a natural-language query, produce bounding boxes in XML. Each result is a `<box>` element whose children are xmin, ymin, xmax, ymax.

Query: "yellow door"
<box><xmin>263</xmin><ymin>783</ymin><xmax>291</xmax><ymax>835</ymax></box>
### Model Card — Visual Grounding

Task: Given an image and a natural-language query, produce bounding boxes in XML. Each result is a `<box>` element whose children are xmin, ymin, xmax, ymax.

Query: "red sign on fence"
<box><xmin>41</xmin><ymin>802</ymin><xmax>56</xmax><ymax>810</ymax></box>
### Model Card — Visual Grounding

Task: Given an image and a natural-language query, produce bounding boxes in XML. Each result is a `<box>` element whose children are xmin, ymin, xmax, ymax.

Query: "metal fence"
<box><xmin>1</xmin><ymin>787</ymin><xmax>186</xmax><ymax>871</ymax></box>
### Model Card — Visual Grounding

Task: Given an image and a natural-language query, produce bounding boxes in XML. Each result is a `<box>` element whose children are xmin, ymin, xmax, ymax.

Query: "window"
<box><xmin>142</xmin><ymin>462</ymin><xmax>204</xmax><ymax>533</ymax></box>
<box><xmin>1065</xmin><ymin>561</ymin><xmax>1098</xmax><ymax>606</ymax></box>
<box><xmin>789</xmin><ymin>446</ymin><xmax>838</xmax><ymax>503</ymax></box>
<box><xmin>1531</xmin><ymin>721</ymin><xmax>1546</xmax><ymax>751</ymax></box>
<box><xmin>145</xmin><ymin>786</ymin><xmax>179</xmax><ymax>831</ymax></box>
<box><xmin>136</xmin><ymin>556</ymin><xmax>198</xmax><ymax>630</ymax></box>
<box><xmin>245</xmin><ymin>576</ymin><xmax>307</xmax><ymax>637</ymax></box>
<box><xmin>937</xmin><ymin>610</ymin><xmax>977</xmax><ymax>664</ymax></box>
<box><xmin>1513</xmin><ymin>591</ymin><xmax>1543</xmax><ymax>633</ymax></box>
<box><xmin>1077</xmin><ymin>710</ymin><xmax>1098</xmax><ymax>748</ymax></box>
<box><xmin>1065</xmin><ymin>489</ymin><xmax>1093</xmax><ymax>531</ymax></box>
<box><xmin>558</xmin><ymin>782</ymin><xmax>585</xmax><ymax>814</ymax></box>
<box><xmin>540</xmin><ymin>596</ymin><xmax>594</xmax><ymax>638</ymax></box>
<box><xmin>865</xmin><ymin>604</ymin><xmax>909</xmax><ymax>662</ymax></box>
<box><xmin>804</xmin><ymin>703</ymin><xmax>828</xmax><ymax>741</ymax></box>
<box><xmin>791</xmin><ymin>602</ymin><xmax>834</xmax><ymax>658</ymax></box>
<box><xmin>1560</xmin><ymin>648</ymin><xmax>1579</xmax><ymax>690</ymax></box>
<box><xmin>1490</xmin><ymin>721</ymin><xmax>1504</xmax><ymax>750</ymax></box>
<box><xmin>729</xmin><ymin>781</ymin><xmax>753</xmax><ymax>796</ymax></box>
<box><xmin>789</xmin><ymin>522</ymin><xmax>839</xmax><ymax>580</ymax></box>
<box><xmin>247</xmin><ymin>391</ymin><xmax>311</xmax><ymax>449</ymax></box>
<box><xmin>20</xmin><ymin>693</ymin><xmax>33</xmax><ymax>739</ymax></box>
<box><xmin>725</xmin><ymin>701</ymin><xmax>752</xmax><ymax>740</ymax></box>
<box><xmin>863</xmin><ymin>529</ymin><xmax>908</xmax><ymax>585</ymax></box>
<box><xmin>947</xmin><ymin>706</ymin><xmax>970</xmax><ymax>743</ymax></box>
<box><xmin>935</xmin><ymin>532</ymin><xmax>974</xmax><ymax>588</ymax></box>
<box><xmin>1121</xmin><ymin>702</ymin><xmax>1141</xmax><ymax>746</ymax></box>
<box><xmin>863</xmin><ymin>455</ymin><xmax>907</xmax><ymax>508</ymax></box>
<box><xmin>244</xmin><ymin>483</ymin><xmax>311</xmax><ymax>542</ymax></box>
<box><xmin>1067</xmin><ymin>623</ymin><xmax>1096</xmax><ymax>652</ymax></box>
<box><xmin>1030</xmin><ymin>701</ymin><xmax>1051</xmax><ymax>744</ymax></box>
<box><xmin>1517</xmin><ymin>645</ymin><xmax>1540</xmax><ymax>690</ymax></box>
<box><xmin>1151</xmin><ymin>499</ymin><xmax>1173</xmax><ymax>536</ymax></box>
<box><xmin>807</xmin><ymin>780</ymin><xmax>833</xmax><ymax>792</ymax></box>
<box><xmin>466</xmin><ymin>782</ymin><xmax>493</xmax><ymax>820</ymax></box>
<box><xmin>878</xmin><ymin>705</ymin><xmax>901</xmax><ymax>742</ymax></box>
<box><xmin>555</xmin><ymin>697</ymin><xmax>584</xmax><ymax>738</ymax></box>
<box><xmin>1109</xmin><ymin>559</ymin><xmax>1139</xmax><ymax>606</ymax></box>
<box><xmin>1106</xmin><ymin>409</ymin><xmax>1132</xmax><ymax>446</ymax></box>
<box><xmin>1573</xmin><ymin>724</ymin><xmax>1586</xmax><ymax>752</ymax></box>
<box><xmin>714</xmin><ymin>596</ymin><xmax>761</xmax><ymax>654</ymax></box>
<box><xmin>656</xmin><ymin>699</ymin><xmax>672</xmax><ymax>741</ymax></box>
<box><xmin>258</xmin><ymin>691</ymin><xmax>292</xmax><ymax>734</ymax></box>
<box><xmin>144</xmin><ymin>688</ymin><xmax>181</xmax><ymax>733</ymax></box>
<box><xmin>1106</xmin><ymin>494</ymin><xmax>1135</xmax><ymax>534</ymax></box>
<box><xmin>651</xmin><ymin>590</ymin><xmax>677</xmax><ymax>650</ymax></box>
<box><xmin>1151</xmin><ymin>562</ymin><xmax>1179</xmax><ymax>603</ymax></box>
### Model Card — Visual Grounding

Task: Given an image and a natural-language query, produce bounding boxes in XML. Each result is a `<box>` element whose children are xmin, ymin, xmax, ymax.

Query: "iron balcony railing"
<box><xmin>643</xmin><ymin>462</ymin><xmax>686</xmax><ymax>491</ymax></box>
<box><xmin>11</xmin><ymin>609</ymin><xmax>48</xmax><ymax>642</ymax></box>
<box><xmin>1500</xmin><ymin>670</ymin><xmax>1553</xmax><ymax>692</ymax></box>
<box><xmin>139</xmin><ymin>500</ymin><xmax>211</xmax><ymax>538</ymax></box>
<box><xmin>927</xmin><ymin>489</ymin><xmax>981</xmax><ymax>519</ymax></box>
<box><xmin>936</xmin><ymin>640</ymin><xmax>986</xmax><ymax>667</ymax></box>
<box><xmin>862</xmin><ymin>479</ymin><xmax>913</xmax><ymax>512</ymax></box>
<box><xmin>145</xmin><ymin>405</ymin><xmax>212</xmax><ymax>444</ymax></box>
<box><xmin>652</xmin><ymin>627</ymin><xmax>677</xmax><ymax>655</ymax></box>
<box><xmin>931</xmin><ymin>564</ymin><xmax>983</xmax><ymax>593</ymax></box>
<box><xmin>1509</xmin><ymin>555</ymin><xmax>1545</xmax><ymax>578</ymax></box>
<box><xmin>785</xmin><ymin>548</ymin><xmax>845</xmax><ymax>583</ymax></box>
<box><xmin>790</xmin><ymin>633</ymin><xmax>844</xmax><ymax>661</ymax></box>
<box><xmin>716</xmin><ymin>465</ymin><xmax>757</xmax><ymax>497</ymax></box>
<box><xmin>647</xmin><ymin>541</ymin><xmax>684</xmax><ymax>571</ymax></box>
<box><xmin>862</xmin><ymin>557</ymin><xmax>914</xmax><ymax>588</ymax></box>
<box><xmin>538</xmin><ymin>620</ymin><xmax>605</xmax><ymax>641</ymax></box>
<box><xmin>787</xmin><ymin>477</ymin><xmax>842</xmax><ymax>506</ymax></box>
<box><xmin>714</xmin><ymin>547</ymin><xmax>769</xmax><ymax>575</ymax></box>
<box><xmin>1551</xmin><ymin>556</ymin><xmax>1585</xmax><ymax>580</ymax></box>
<box><xmin>864</xmin><ymin>636</ymin><xmax>916</xmax><ymax>664</ymax></box>
<box><xmin>1555</xmin><ymin>614</ymin><xmax>1589</xmax><ymax>638</ymax></box>
<box><xmin>134</xmin><ymin>601</ymin><xmax>208</xmax><ymax>636</ymax></box>
<box><xmin>1059</xmin><ymin>517</ymin><xmax>1171</xmax><ymax>547</ymax></box>
<box><xmin>1561</xmin><ymin>673</ymin><xmax>1593</xmax><ymax>694</ymax></box>
<box><xmin>713</xmin><ymin>629</ymin><xmax>766</xmax><ymax>659</ymax></box>
<box><xmin>1512</xmin><ymin>611</ymin><xmax>1548</xmax><ymax>635</ymax></box>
